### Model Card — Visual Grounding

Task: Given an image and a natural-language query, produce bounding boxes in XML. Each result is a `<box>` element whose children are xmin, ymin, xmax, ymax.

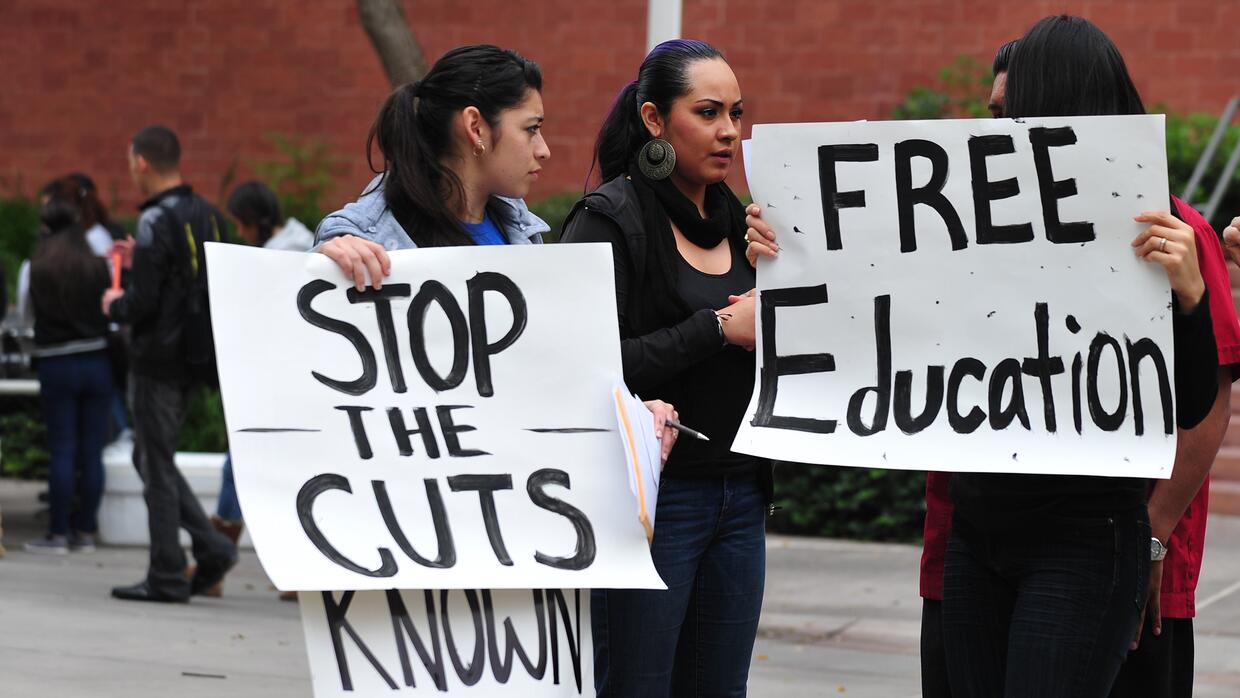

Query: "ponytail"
<box><xmin>592</xmin><ymin>81</ymin><xmax>648</xmax><ymax>184</ymax></box>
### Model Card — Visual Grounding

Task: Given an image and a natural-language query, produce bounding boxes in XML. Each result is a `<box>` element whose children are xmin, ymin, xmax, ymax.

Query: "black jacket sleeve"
<box><xmin>1173</xmin><ymin>288</ymin><xmax>1219</xmax><ymax>430</ymax></box>
<box><xmin>108</xmin><ymin>207</ymin><xmax>174</xmax><ymax>325</ymax></box>
<box><xmin>562</xmin><ymin>209</ymin><xmax>725</xmax><ymax>393</ymax></box>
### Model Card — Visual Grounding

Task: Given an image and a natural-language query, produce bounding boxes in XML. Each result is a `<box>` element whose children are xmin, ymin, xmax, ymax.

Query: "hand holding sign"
<box><xmin>319</xmin><ymin>233</ymin><xmax>392</xmax><ymax>291</ymax></box>
<box><xmin>1132</xmin><ymin>211</ymin><xmax>1204</xmax><ymax>312</ymax></box>
<box><xmin>744</xmin><ymin>203</ymin><xmax>779</xmax><ymax>266</ymax></box>
<box><xmin>1224</xmin><ymin>215</ymin><xmax>1240</xmax><ymax>266</ymax></box>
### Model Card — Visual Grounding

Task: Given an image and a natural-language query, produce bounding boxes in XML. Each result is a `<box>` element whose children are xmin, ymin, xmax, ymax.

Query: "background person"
<box><xmin>103</xmin><ymin>125</ymin><xmax>238</xmax><ymax>603</ymax></box>
<box><xmin>199</xmin><ymin>180</ymin><xmax>316</xmax><ymax>599</ymax></box>
<box><xmin>22</xmin><ymin>178</ymin><xmax>114</xmax><ymax>555</ymax></box>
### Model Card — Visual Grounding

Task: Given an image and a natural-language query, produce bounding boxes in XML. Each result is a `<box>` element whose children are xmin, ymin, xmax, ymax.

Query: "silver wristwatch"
<box><xmin>1150</xmin><ymin>537</ymin><xmax>1168</xmax><ymax>562</ymax></box>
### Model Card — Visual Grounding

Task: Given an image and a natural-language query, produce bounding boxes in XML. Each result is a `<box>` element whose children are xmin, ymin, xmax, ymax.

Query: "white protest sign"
<box><xmin>735</xmin><ymin>115</ymin><xmax>1176</xmax><ymax>478</ymax></box>
<box><xmin>207</xmin><ymin>243</ymin><xmax>663</xmax><ymax>590</ymax></box>
<box><xmin>299</xmin><ymin>588</ymin><xmax>591</xmax><ymax>696</ymax></box>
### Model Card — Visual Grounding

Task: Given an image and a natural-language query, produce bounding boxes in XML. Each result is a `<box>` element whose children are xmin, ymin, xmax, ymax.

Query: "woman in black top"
<box><xmin>561</xmin><ymin>39</ymin><xmax>765</xmax><ymax>697</ymax></box>
<box><xmin>940</xmin><ymin>16</ymin><xmax>1219</xmax><ymax>698</ymax></box>
<box><xmin>23</xmin><ymin>178</ymin><xmax>115</xmax><ymax>555</ymax></box>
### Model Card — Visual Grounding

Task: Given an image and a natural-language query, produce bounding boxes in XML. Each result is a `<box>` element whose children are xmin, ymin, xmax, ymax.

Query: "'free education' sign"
<box><xmin>736</xmin><ymin>115</ymin><xmax>1176</xmax><ymax>478</ymax></box>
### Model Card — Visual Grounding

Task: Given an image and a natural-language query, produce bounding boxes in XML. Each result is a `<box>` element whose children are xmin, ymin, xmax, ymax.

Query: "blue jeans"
<box><xmin>942</xmin><ymin>508</ymin><xmax>1150</xmax><ymax>698</ymax></box>
<box><xmin>215</xmin><ymin>453</ymin><xmax>242</xmax><ymax>522</ymax></box>
<box><xmin>36</xmin><ymin>352</ymin><xmax>114</xmax><ymax>535</ymax></box>
<box><xmin>593</xmin><ymin>472</ymin><xmax>767</xmax><ymax>697</ymax></box>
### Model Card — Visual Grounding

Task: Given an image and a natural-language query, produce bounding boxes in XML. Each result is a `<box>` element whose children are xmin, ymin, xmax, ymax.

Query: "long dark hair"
<box><xmin>367</xmin><ymin>44</ymin><xmax>542</xmax><ymax>247</ymax></box>
<box><xmin>31</xmin><ymin>178</ymin><xmax>109</xmax><ymax>331</ymax></box>
<box><xmin>592</xmin><ymin>39</ymin><xmax>724</xmax><ymax>184</ymax></box>
<box><xmin>1004</xmin><ymin>15</ymin><xmax>1145</xmax><ymax>118</ymax></box>
<box><xmin>227</xmin><ymin>181</ymin><xmax>282</xmax><ymax>245</ymax></box>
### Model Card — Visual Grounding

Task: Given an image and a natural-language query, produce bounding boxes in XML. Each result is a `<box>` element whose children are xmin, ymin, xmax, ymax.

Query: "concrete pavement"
<box><xmin>2</xmin><ymin>477</ymin><xmax>1238</xmax><ymax>697</ymax></box>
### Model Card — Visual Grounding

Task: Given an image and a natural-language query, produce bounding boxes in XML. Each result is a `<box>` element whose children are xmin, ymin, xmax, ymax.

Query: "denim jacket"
<box><xmin>314</xmin><ymin>175</ymin><xmax>549</xmax><ymax>250</ymax></box>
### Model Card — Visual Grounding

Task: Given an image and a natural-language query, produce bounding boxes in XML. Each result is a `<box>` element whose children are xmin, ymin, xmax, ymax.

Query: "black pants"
<box><xmin>130</xmin><ymin>373</ymin><xmax>233</xmax><ymax>599</ymax></box>
<box><xmin>921</xmin><ymin>599</ymin><xmax>953</xmax><ymax>698</ymax></box>
<box><xmin>1110</xmin><ymin>617</ymin><xmax>1194</xmax><ymax>698</ymax></box>
<box><xmin>941</xmin><ymin>508</ymin><xmax>1149</xmax><ymax>698</ymax></box>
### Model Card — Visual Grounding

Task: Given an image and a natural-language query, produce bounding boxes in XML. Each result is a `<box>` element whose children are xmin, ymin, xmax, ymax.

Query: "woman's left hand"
<box><xmin>643</xmin><ymin>399</ymin><xmax>679</xmax><ymax>467</ymax></box>
<box><xmin>745</xmin><ymin>203</ymin><xmax>779</xmax><ymax>268</ymax></box>
<box><xmin>1132</xmin><ymin>211</ymin><xmax>1204</xmax><ymax>313</ymax></box>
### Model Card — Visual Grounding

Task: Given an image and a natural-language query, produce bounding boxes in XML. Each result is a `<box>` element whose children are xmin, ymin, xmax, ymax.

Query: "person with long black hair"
<box><xmin>22</xmin><ymin>178</ymin><xmax>115</xmax><ymax>554</ymax></box>
<box><xmin>940</xmin><ymin>15</ymin><xmax>1226</xmax><ymax>698</ymax></box>
<box><xmin>560</xmin><ymin>39</ymin><xmax>765</xmax><ymax>697</ymax></box>
<box><xmin>316</xmin><ymin>44</ymin><xmax>552</xmax><ymax>277</ymax></box>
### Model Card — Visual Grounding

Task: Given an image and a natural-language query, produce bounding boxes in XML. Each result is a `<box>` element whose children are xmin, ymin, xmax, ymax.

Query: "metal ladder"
<box><xmin>1181</xmin><ymin>95</ymin><xmax>1240</xmax><ymax>221</ymax></box>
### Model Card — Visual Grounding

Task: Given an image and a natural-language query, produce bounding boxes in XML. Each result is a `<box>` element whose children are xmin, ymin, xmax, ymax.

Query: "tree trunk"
<box><xmin>356</xmin><ymin>0</ymin><xmax>428</xmax><ymax>87</ymax></box>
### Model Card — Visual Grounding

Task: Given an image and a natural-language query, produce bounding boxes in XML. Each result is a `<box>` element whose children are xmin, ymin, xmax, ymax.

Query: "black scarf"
<box><xmin>627</xmin><ymin>161</ymin><xmax>748</xmax><ymax>327</ymax></box>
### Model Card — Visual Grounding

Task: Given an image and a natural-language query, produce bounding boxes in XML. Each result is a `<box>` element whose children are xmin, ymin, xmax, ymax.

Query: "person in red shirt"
<box><xmin>920</xmin><ymin>36</ymin><xmax>1240</xmax><ymax>698</ymax></box>
<box><xmin>1108</xmin><ymin>199</ymin><xmax>1240</xmax><ymax>698</ymax></box>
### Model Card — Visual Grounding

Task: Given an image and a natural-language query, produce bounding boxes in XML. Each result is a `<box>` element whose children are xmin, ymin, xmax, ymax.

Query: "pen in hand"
<box><xmin>665</xmin><ymin>419</ymin><xmax>710</xmax><ymax>442</ymax></box>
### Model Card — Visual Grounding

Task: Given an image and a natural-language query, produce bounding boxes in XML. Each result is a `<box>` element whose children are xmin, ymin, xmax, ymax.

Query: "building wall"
<box><xmin>1</xmin><ymin>0</ymin><xmax>1236</xmax><ymax>214</ymax></box>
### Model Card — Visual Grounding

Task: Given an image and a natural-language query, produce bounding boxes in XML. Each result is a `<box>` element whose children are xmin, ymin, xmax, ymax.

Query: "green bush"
<box><xmin>1164</xmin><ymin>110</ymin><xmax>1240</xmax><ymax>232</ymax></box>
<box><xmin>891</xmin><ymin>55</ymin><xmax>991</xmax><ymax>121</ymax></box>
<box><xmin>0</xmin><ymin>398</ymin><xmax>48</xmax><ymax>479</ymax></box>
<box><xmin>769</xmin><ymin>464</ymin><xmax>926</xmax><ymax>541</ymax></box>
<box><xmin>178</xmin><ymin>387</ymin><xmax>229</xmax><ymax>453</ymax></box>
<box><xmin>528</xmin><ymin>192</ymin><xmax>580</xmax><ymax>243</ymax></box>
<box><xmin>0</xmin><ymin>192</ymin><xmax>39</xmax><ymax>301</ymax></box>
<box><xmin>238</xmin><ymin>133</ymin><xmax>338</xmax><ymax>231</ymax></box>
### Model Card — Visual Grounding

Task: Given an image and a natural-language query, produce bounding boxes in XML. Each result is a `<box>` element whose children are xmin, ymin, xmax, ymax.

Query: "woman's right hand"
<box><xmin>319</xmin><ymin>234</ymin><xmax>392</xmax><ymax>291</ymax></box>
<box><xmin>1224</xmin><ymin>214</ymin><xmax>1240</xmax><ymax>267</ymax></box>
<box><xmin>718</xmin><ymin>290</ymin><xmax>756</xmax><ymax>350</ymax></box>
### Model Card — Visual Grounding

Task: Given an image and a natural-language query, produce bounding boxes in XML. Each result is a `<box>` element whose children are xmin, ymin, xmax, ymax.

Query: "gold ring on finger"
<box><xmin>1159</xmin><ymin>237</ymin><xmax>1168</xmax><ymax>253</ymax></box>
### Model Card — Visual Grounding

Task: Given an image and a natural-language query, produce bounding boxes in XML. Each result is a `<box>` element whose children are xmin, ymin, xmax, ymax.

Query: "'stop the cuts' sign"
<box><xmin>734</xmin><ymin>115</ymin><xmax>1176</xmax><ymax>478</ymax></box>
<box><xmin>207</xmin><ymin>243</ymin><xmax>663</xmax><ymax>591</ymax></box>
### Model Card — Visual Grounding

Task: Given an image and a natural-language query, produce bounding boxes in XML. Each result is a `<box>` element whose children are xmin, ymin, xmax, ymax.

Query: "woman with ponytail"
<box><xmin>315</xmin><ymin>44</ymin><xmax>553</xmax><ymax>287</ymax></box>
<box><xmin>314</xmin><ymin>43</ymin><xmax>679</xmax><ymax>487</ymax></box>
<box><xmin>561</xmin><ymin>39</ymin><xmax>766</xmax><ymax>696</ymax></box>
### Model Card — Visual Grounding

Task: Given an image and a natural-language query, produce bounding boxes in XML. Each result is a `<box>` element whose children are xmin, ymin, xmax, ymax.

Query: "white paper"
<box><xmin>207</xmin><ymin>243</ymin><xmax>664</xmax><ymax>590</ymax></box>
<box><xmin>299</xmin><ymin>588</ymin><xmax>591</xmax><ymax>696</ymax></box>
<box><xmin>735</xmin><ymin>115</ymin><xmax>1176</xmax><ymax>478</ymax></box>
<box><xmin>611</xmin><ymin>383</ymin><xmax>661</xmax><ymax>542</ymax></box>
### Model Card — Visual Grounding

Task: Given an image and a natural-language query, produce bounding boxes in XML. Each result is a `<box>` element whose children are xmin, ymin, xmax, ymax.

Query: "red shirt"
<box><xmin>920</xmin><ymin>197</ymin><xmax>1240</xmax><ymax>615</ymax></box>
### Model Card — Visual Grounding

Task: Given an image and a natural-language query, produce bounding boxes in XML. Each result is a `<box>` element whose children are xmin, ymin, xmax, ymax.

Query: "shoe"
<box><xmin>24</xmin><ymin>535</ymin><xmax>69</xmax><ymax>555</ymax></box>
<box><xmin>210</xmin><ymin>515</ymin><xmax>244</xmax><ymax>545</ymax></box>
<box><xmin>111</xmin><ymin>581</ymin><xmax>188</xmax><ymax>603</ymax></box>
<box><xmin>69</xmin><ymin>533</ymin><xmax>96</xmax><ymax>553</ymax></box>
<box><xmin>202</xmin><ymin>516</ymin><xmax>244</xmax><ymax>597</ymax></box>
<box><xmin>190</xmin><ymin>550</ymin><xmax>238</xmax><ymax>596</ymax></box>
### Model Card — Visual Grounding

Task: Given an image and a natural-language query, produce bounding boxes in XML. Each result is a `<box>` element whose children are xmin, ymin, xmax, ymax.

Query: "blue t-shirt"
<box><xmin>463</xmin><ymin>215</ymin><xmax>507</xmax><ymax>246</ymax></box>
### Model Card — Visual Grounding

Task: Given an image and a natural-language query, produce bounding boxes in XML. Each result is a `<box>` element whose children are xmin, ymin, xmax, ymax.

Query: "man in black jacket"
<box><xmin>103</xmin><ymin>125</ymin><xmax>236</xmax><ymax>602</ymax></box>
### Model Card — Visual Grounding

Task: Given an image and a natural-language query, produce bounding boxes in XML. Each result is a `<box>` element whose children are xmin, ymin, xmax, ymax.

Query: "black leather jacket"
<box><xmin>108</xmin><ymin>184</ymin><xmax>225</xmax><ymax>380</ymax></box>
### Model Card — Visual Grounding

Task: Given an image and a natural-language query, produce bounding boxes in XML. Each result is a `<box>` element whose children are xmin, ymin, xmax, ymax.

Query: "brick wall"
<box><xmin>1</xmin><ymin>0</ymin><xmax>1236</xmax><ymax>215</ymax></box>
